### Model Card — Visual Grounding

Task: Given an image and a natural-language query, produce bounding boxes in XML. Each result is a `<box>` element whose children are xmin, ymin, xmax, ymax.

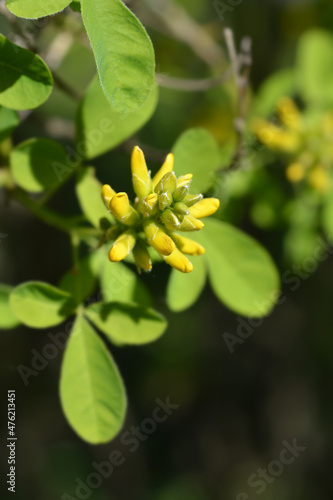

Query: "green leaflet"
<box><xmin>0</xmin><ymin>35</ymin><xmax>53</xmax><ymax>110</ymax></box>
<box><xmin>10</xmin><ymin>282</ymin><xmax>76</xmax><ymax>328</ymax></box>
<box><xmin>85</xmin><ymin>301</ymin><xmax>167</xmax><ymax>345</ymax></box>
<box><xmin>99</xmin><ymin>253</ymin><xmax>152</xmax><ymax>307</ymax></box>
<box><xmin>0</xmin><ymin>106</ymin><xmax>19</xmax><ymax>142</ymax></box>
<box><xmin>197</xmin><ymin>219</ymin><xmax>280</xmax><ymax>318</ymax></box>
<box><xmin>166</xmin><ymin>257</ymin><xmax>207</xmax><ymax>312</ymax></box>
<box><xmin>81</xmin><ymin>0</ymin><xmax>155</xmax><ymax>112</ymax></box>
<box><xmin>60</xmin><ymin>314</ymin><xmax>127</xmax><ymax>443</ymax></box>
<box><xmin>76</xmin><ymin>76</ymin><xmax>158</xmax><ymax>160</ymax></box>
<box><xmin>6</xmin><ymin>0</ymin><xmax>71</xmax><ymax>19</ymax></box>
<box><xmin>75</xmin><ymin>167</ymin><xmax>109</xmax><ymax>229</ymax></box>
<box><xmin>0</xmin><ymin>285</ymin><xmax>20</xmax><ymax>329</ymax></box>
<box><xmin>172</xmin><ymin>128</ymin><xmax>221</xmax><ymax>193</ymax></box>
<box><xmin>10</xmin><ymin>138</ymin><xmax>69</xmax><ymax>193</ymax></box>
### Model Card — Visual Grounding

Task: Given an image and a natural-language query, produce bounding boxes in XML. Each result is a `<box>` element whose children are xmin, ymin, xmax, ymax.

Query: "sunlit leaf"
<box><xmin>75</xmin><ymin>167</ymin><xmax>109</xmax><ymax>229</ymax></box>
<box><xmin>167</xmin><ymin>257</ymin><xmax>207</xmax><ymax>312</ymax></box>
<box><xmin>85</xmin><ymin>301</ymin><xmax>167</xmax><ymax>345</ymax></box>
<box><xmin>81</xmin><ymin>0</ymin><xmax>155</xmax><ymax>112</ymax></box>
<box><xmin>60</xmin><ymin>314</ymin><xmax>126</xmax><ymax>443</ymax></box>
<box><xmin>10</xmin><ymin>282</ymin><xmax>76</xmax><ymax>328</ymax></box>
<box><xmin>6</xmin><ymin>0</ymin><xmax>71</xmax><ymax>19</ymax></box>
<box><xmin>76</xmin><ymin>76</ymin><xmax>158</xmax><ymax>160</ymax></box>
<box><xmin>0</xmin><ymin>35</ymin><xmax>53</xmax><ymax>110</ymax></box>
<box><xmin>0</xmin><ymin>106</ymin><xmax>19</xmax><ymax>142</ymax></box>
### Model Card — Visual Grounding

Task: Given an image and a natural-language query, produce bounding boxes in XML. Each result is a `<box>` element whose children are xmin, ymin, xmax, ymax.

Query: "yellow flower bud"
<box><xmin>101</xmin><ymin>184</ymin><xmax>116</xmax><ymax>208</ymax></box>
<box><xmin>154</xmin><ymin>172</ymin><xmax>177</xmax><ymax>194</ymax></box>
<box><xmin>177</xmin><ymin>174</ymin><xmax>193</xmax><ymax>188</ymax></box>
<box><xmin>160</xmin><ymin>208</ymin><xmax>181</xmax><ymax>230</ymax></box>
<box><xmin>108</xmin><ymin>230</ymin><xmax>136</xmax><ymax>262</ymax></box>
<box><xmin>152</xmin><ymin>153</ymin><xmax>174</xmax><ymax>189</ymax></box>
<box><xmin>109</xmin><ymin>193</ymin><xmax>140</xmax><ymax>226</ymax></box>
<box><xmin>158</xmin><ymin>190</ymin><xmax>173</xmax><ymax>211</ymax></box>
<box><xmin>179</xmin><ymin>215</ymin><xmax>204</xmax><ymax>232</ymax></box>
<box><xmin>183</xmin><ymin>194</ymin><xmax>203</xmax><ymax>207</ymax></box>
<box><xmin>308</xmin><ymin>165</ymin><xmax>330</xmax><ymax>193</ymax></box>
<box><xmin>131</xmin><ymin>146</ymin><xmax>152</xmax><ymax>199</ymax></box>
<box><xmin>173</xmin><ymin>202</ymin><xmax>189</xmax><ymax>216</ymax></box>
<box><xmin>172</xmin><ymin>233</ymin><xmax>205</xmax><ymax>255</ymax></box>
<box><xmin>143</xmin><ymin>219</ymin><xmax>175</xmax><ymax>256</ymax></box>
<box><xmin>142</xmin><ymin>193</ymin><xmax>158</xmax><ymax>217</ymax></box>
<box><xmin>277</xmin><ymin>97</ymin><xmax>301</xmax><ymax>130</ymax></box>
<box><xmin>188</xmin><ymin>198</ymin><xmax>220</xmax><ymax>218</ymax></box>
<box><xmin>253</xmin><ymin>119</ymin><xmax>299</xmax><ymax>152</ymax></box>
<box><xmin>133</xmin><ymin>243</ymin><xmax>152</xmax><ymax>273</ymax></box>
<box><xmin>286</xmin><ymin>163</ymin><xmax>306</xmax><ymax>183</ymax></box>
<box><xmin>173</xmin><ymin>185</ymin><xmax>190</xmax><ymax>202</ymax></box>
<box><xmin>163</xmin><ymin>248</ymin><xmax>193</xmax><ymax>273</ymax></box>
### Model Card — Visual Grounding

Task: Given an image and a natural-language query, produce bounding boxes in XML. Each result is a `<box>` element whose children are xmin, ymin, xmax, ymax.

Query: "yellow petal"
<box><xmin>142</xmin><ymin>193</ymin><xmax>158</xmax><ymax>217</ymax></box>
<box><xmin>109</xmin><ymin>192</ymin><xmax>140</xmax><ymax>226</ymax></box>
<box><xmin>179</xmin><ymin>215</ymin><xmax>204</xmax><ymax>232</ymax></box>
<box><xmin>133</xmin><ymin>244</ymin><xmax>152</xmax><ymax>273</ymax></box>
<box><xmin>171</xmin><ymin>233</ymin><xmax>205</xmax><ymax>255</ymax></box>
<box><xmin>131</xmin><ymin>146</ymin><xmax>152</xmax><ymax>199</ymax></box>
<box><xmin>189</xmin><ymin>198</ymin><xmax>220</xmax><ymax>218</ymax></box>
<box><xmin>277</xmin><ymin>97</ymin><xmax>302</xmax><ymax>130</ymax></box>
<box><xmin>308</xmin><ymin>165</ymin><xmax>330</xmax><ymax>193</ymax></box>
<box><xmin>108</xmin><ymin>230</ymin><xmax>136</xmax><ymax>262</ymax></box>
<box><xmin>143</xmin><ymin>219</ymin><xmax>175</xmax><ymax>256</ymax></box>
<box><xmin>177</xmin><ymin>174</ymin><xmax>193</xmax><ymax>188</ymax></box>
<box><xmin>163</xmin><ymin>248</ymin><xmax>193</xmax><ymax>273</ymax></box>
<box><xmin>101</xmin><ymin>184</ymin><xmax>116</xmax><ymax>208</ymax></box>
<box><xmin>286</xmin><ymin>163</ymin><xmax>306</xmax><ymax>183</ymax></box>
<box><xmin>152</xmin><ymin>153</ymin><xmax>174</xmax><ymax>189</ymax></box>
<box><xmin>253</xmin><ymin>119</ymin><xmax>299</xmax><ymax>152</ymax></box>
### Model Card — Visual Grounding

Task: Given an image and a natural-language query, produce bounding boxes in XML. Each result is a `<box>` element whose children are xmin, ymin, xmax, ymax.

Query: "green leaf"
<box><xmin>59</xmin><ymin>252</ymin><xmax>103</xmax><ymax>305</ymax></box>
<box><xmin>252</xmin><ymin>69</ymin><xmax>296</xmax><ymax>117</ymax></box>
<box><xmin>70</xmin><ymin>1</ymin><xmax>81</xmax><ymax>12</ymax></box>
<box><xmin>172</xmin><ymin>128</ymin><xmax>221</xmax><ymax>193</ymax></box>
<box><xmin>81</xmin><ymin>0</ymin><xmax>155</xmax><ymax>112</ymax></box>
<box><xmin>297</xmin><ymin>29</ymin><xmax>333</xmax><ymax>106</ymax></box>
<box><xmin>0</xmin><ymin>285</ymin><xmax>20</xmax><ymax>329</ymax></box>
<box><xmin>198</xmin><ymin>219</ymin><xmax>280</xmax><ymax>317</ymax></box>
<box><xmin>60</xmin><ymin>314</ymin><xmax>126</xmax><ymax>444</ymax></box>
<box><xmin>0</xmin><ymin>106</ymin><xmax>19</xmax><ymax>142</ymax></box>
<box><xmin>85</xmin><ymin>301</ymin><xmax>167</xmax><ymax>345</ymax></box>
<box><xmin>99</xmin><ymin>250</ymin><xmax>152</xmax><ymax>307</ymax></box>
<box><xmin>10</xmin><ymin>282</ymin><xmax>76</xmax><ymax>328</ymax></box>
<box><xmin>6</xmin><ymin>0</ymin><xmax>71</xmax><ymax>18</ymax></box>
<box><xmin>75</xmin><ymin>167</ymin><xmax>109</xmax><ymax>229</ymax></box>
<box><xmin>167</xmin><ymin>257</ymin><xmax>207</xmax><ymax>312</ymax></box>
<box><xmin>0</xmin><ymin>35</ymin><xmax>53</xmax><ymax>110</ymax></box>
<box><xmin>10</xmin><ymin>138</ymin><xmax>69</xmax><ymax>193</ymax></box>
<box><xmin>76</xmin><ymin>76</ymin><xmax>158</xmax><ymax>160</ymax></box>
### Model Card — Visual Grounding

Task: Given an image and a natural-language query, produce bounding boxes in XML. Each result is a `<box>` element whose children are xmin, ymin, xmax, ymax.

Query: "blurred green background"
<box><xmin>2</xmin><ymin>0</ymin><xmax>333</xmax><ymax>499</ymax></box>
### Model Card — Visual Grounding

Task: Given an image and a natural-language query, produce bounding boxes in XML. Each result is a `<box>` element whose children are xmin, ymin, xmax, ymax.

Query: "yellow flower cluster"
<box><xmin>101</xmin><ymin>147</ymin><xmax>220</xmax><ymax>273</ymax></box>
<box><xmin>253</xmin><ymin>97</ymin><xmax>333</xmax><ymax>193</ymax></box>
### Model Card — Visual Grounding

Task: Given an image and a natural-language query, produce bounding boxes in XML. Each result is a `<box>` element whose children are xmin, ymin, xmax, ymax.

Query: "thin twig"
<box><xmin>156</xmin><ymin>70</ymin><xmax>232</xmax><ymax>92</ymax></box>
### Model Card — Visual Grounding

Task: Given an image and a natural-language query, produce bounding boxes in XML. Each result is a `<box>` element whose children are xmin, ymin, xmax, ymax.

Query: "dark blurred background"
<box><xmin>1</xmin><ymin>0</ymin><xmax>333</xmax><ymax>499</ymax></box>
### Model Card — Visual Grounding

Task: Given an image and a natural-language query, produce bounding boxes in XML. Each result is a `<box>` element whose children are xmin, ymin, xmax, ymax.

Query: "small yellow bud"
<box><xmin>177</xmin><ymin>174</ymin><xmax>193</xmax><ymax>188</ymax></box>
<box><xmin>154</xmin><ymin>172</ymin><xmax>177</xmax><ymax>194</ymax></box>
<box><xmin>172</xmin><ymin>233</ymin><xmax>205</xmax><ymax>255</ymax></box>
<box><xmin>142</xmin><ymin>193</ymin><xmax>158</xmax><ymax>217</ymax></box>
<box><xmin>160</xmin><ymin>208</ymin><xmax>181</xmax><ymax>230</ymax></box>
<box><xmin>286</xmin><ymin>163</ymin><xmax>306</xmax><ymax>183</ymax></box>
<box><xmin>109</xmin><ymin>193</ymin><xmax>140</xmax><ymax>226</ymax></box>
<box><xmin>183</xmin><ymin>194</ymin><xmax>203</xmax><ymax>207</ymax></box>
<box><xmin>163</xmin><ymin>248</ymin><xmax>193</xmax><ymax>273</ymax></box>
<box><xmin>152</xmin><ymin>153</ymin><xmax>174</xmax><ymax>189</ymax></box>
<box><xmin>133</xmin><ymin>243</ymin><xmax>152</xmax><ymax>273</ymax></box>
<box><xmin>308</xmin><ymin>165</ymin><xmax>330</xmax><ymax>193</ymax></box>
<box><xmin>179</xmin><ymin>215</ymin><xmax>204</xmax><ymax>232</ymax></box>
<box><xmin>253</xmin><ymin>119</ymin><xmax>299</xmax><ymax>152</ymax></box>
<box><xmin>101</xmin><ymin>184</ymin><xmax>116</xmax><ymax>208</ymax></box>
<box><xmin>188</xmin><ymin>198</ymin><xmax>220</xmax><ymax>218</ymax></box>
<box><xmin>173</xmin><ymin>202</ymin><xmax>189</xmax><ymax>216</ymax></box>
<box><xmin>277</xmin><ymin>97</ymin><xmax>301</xmax><ymax>130</ymax></box>
<box><xmin>131</xmin><ymin>146</ymin><xmax>152</xmax><ymax>199</ymax></box>
<box><xmin>108</xmin><ymin>230</ymin><xmax>136</xmax><ymax>262</ymax></box>
<box><xmin>173</xmin><ymin>185</ymin><xmax>190</xmax><ymax>202</ymax></box>
<box><xmin>143</xmin><ymin>219</ymin><xmax>175</xmax><ymax>256</ymax></box>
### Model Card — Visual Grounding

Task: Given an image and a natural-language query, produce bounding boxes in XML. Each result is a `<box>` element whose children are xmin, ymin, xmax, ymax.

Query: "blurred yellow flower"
<box><xmin>102</xmin><ymin>146</ymin><xmax>220</xmax><ymax>273</ymax></box>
